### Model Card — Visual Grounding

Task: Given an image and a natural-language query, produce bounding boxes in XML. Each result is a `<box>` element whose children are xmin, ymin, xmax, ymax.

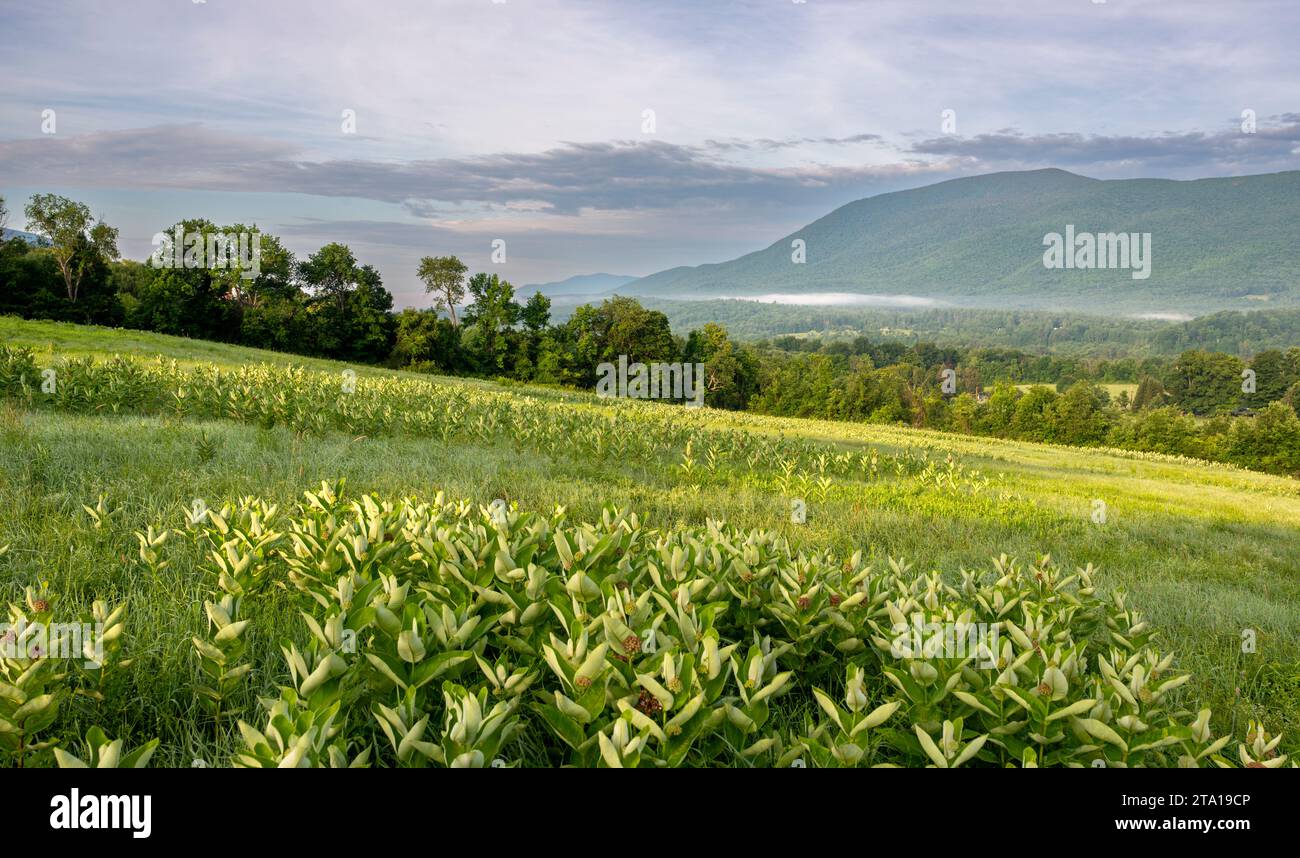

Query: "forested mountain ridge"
<box><xmin>626</xmin><ymin>169</ymin><xmax>1300</xmax><ymax>313</ymax></box>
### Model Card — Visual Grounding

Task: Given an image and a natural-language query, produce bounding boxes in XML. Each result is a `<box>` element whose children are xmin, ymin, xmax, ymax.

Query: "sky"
<box><xmin>1</xmin><ymin>0</ymin><xmax>1298</xmax><ymax>308</ymax></box>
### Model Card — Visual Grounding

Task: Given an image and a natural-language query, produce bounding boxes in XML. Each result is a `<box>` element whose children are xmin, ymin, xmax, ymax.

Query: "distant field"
<box><xmin>1015</xmin><ymin>382</ymin><xmax>1139</xmax><ymax>397</ymax></box>
<box><xmin>2</xmin><ymin>318</ymin><xmax>1296</xmax><ymax>766</ymax></box>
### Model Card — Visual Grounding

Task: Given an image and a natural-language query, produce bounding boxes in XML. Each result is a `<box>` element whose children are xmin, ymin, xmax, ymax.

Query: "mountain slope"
<box><xmin>1</xmin><ymin>228</ymin><xmax>45</xmax><ymax>245</ymax></box>
<box><xmin>525</xmin><ymin>272</ymin><xmax>637</xmax><ymax>297</ymax></box>
<box><xmin>625</xmin><ymin>169</ymin><xmax>1300</xmax><ymax>313</ymax></box>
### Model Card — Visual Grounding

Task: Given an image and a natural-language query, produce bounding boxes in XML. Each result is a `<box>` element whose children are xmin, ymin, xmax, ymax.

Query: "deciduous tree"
<box><xmin>417</xmin><ymin>255</ymin><xmax>468</xmax><ymax>327</ymax></box>
<box><xmin>23</xmin><ymin>193</ymin><xmax>119</xmax><ymax>302</ymax></box>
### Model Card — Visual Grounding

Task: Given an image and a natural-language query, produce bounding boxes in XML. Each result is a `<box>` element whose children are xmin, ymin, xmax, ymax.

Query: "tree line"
<box><xmin>2</xmin><ymin>193</ymin><xmax>1297</xmax><ymax>476</ymax></box>
<box><xmin>762</xmin><ymin>335</ymin><xmax>1300</xmax><ymax>414</ymax></box>
<box><xmin>0</xmin><ymin>195</ymin><xmax>759</xmax><ymax>400</ymax></box>
<box><xmin>749</xmin><ymin>350</ymin><xmax>1300</xmax><ymax>474</ymax></box>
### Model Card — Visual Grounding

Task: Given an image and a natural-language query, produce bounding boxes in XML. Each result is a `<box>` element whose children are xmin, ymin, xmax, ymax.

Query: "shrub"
<box><xmin>17</xmin><ymin>480</ymin><xmax>1264</xmax><ymax>769</ymax></box>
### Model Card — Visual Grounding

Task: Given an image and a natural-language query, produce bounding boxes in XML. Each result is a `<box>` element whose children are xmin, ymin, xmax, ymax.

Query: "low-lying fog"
<box><xmin>715</xmin><ymin>293</ymin><xmax>946</xmax><ymax>308</ymax></box>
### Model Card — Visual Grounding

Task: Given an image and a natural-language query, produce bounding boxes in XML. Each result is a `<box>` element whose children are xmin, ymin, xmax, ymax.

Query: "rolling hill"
<box><xmin>2</xmin><ymin>316</ymin><xmax>1298</xmax><ymax>765</ymax></box>
<box><xmin>625</xmin><ymin>169</ymin><xmax>1300</xmax><ymax>314</ymax></box>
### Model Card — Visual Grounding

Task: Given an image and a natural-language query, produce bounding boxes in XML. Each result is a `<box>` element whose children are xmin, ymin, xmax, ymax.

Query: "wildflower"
<box><xmin>635</xmin><ymin>690</ymin><xmax>662</xmax><ymax>717</ymax></box>
<box><xmin>622</xmin><ymin>634</ymin><xmax>641</xmax><ymax>656</ymax></box>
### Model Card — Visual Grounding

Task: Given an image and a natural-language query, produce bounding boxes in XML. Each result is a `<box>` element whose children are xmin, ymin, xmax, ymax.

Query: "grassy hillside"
<box><xmin>0</xmin><ymin>315</ymin><xmax>522</xmax><ymax>395</ymax></box>
<box><xmin>628</xmin><ymin>169</ymin><xmax>1300</xmax><ymax>314</ymax></box>
<box><xmin>1</xmin><ymin>318</ymin><xmax>1296</xmax><ymax>767</ymax></box>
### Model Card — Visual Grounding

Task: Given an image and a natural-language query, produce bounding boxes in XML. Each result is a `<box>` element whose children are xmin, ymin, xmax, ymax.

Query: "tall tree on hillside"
<box><xmin>298</xmin><ymin>242</ymin><xmax>359</xmax><ymax>311</ymax></box>
<box><xmin>462</xmin><ymin>272</ymin><xmax>521</xmax><ymax>371</ymax></box>
<box><xmin>208</xmin><ymin>226</ymin><xmax>296</xmax><ymax>308</ymax></box>
<box><xmin>126</xmin><ymin>219</ymin><xmax>240</xmax><ymax>341</ymax></box>
<box><xmin>0</xmin><ymin>194</ymin><xmax>8</xmax><ymax>231</ymax></box>
<box><xmin>391</xmin><ymin>308</ymin><xmax>464</xmax><ymax>371</ymax></box>
<box><xmin>1049</xmin><ymin>381</ymin><xmax>1112</xmax><ymax>445</ymax></box>
<box><xmin>1245</xmin><ymin>349</ymin><xmax>1293</xmax><ymax>408</ymax></box>
<box><xmin>1132</xmin><ymin>375</ymin><xmax>1166</xmax><ymax>410</ymax></box>
<box><xmin>340</xmin><ymin>264</ymin><xmax>397</xmax><ymax>363</ymax></box>
<box><xmin>521</xmin><ymin>291</ymin><xmax>551</xmax><ymax>334</ymax></box>
<box><xmin>565</xmin><ymin>296</ymin><xmax>678</xmax><ymax>386</ymax></box>
<box><xmin>1166</xmin><ymin>350</ymin><xmax>1245</xmax><ymax>415</ymax></box>
<box><xmin>683</xmin><ymin>322</ymin><xmax>760</xmax><ymax>409</ymax></box>
<box><xmin>517</xmin><ymin>290</ymin><xmax>553</xmax><ymax>376</ymax></box>
<box><xmin>24</xmin><ymin>193</ymin><xmax>119</xmax><ymax>302</ymax></box>
<box><xmin>417</xmin><ymin>255</ymin><xmax>468</xmax><ymax>327</ymax></box>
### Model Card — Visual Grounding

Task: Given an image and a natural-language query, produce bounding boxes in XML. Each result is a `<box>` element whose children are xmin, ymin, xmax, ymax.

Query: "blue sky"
<box><xmin>1</xmin><ymin>0</ymin><xmax>1297</xmax><ymax>306</ymax></box>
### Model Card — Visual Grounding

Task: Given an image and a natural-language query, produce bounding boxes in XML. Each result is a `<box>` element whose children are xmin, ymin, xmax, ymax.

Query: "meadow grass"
<box><xmin>1</xmin><ymin>317</ymin><xmax>1298</xmax><ymax>763</ymax></box>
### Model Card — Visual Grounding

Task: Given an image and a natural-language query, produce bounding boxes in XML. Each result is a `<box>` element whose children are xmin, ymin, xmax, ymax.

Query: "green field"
<box><xmin>1016</xmin><ymin>382</ymin><xmax>1139</xmax><ymax>398</ymax></box>
<box><xmin>1</xmin><ymin>318</ymin><xmax>1296</xmax><ymax>767</ymax></box>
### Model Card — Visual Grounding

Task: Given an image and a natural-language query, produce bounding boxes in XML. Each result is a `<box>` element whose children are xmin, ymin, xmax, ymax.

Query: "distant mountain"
<box><xmin>624</xmin><ymin>169</ymin><xmax>1300</xmax><ymax>314</ymax></box>
<box><xmin>1</xmin><ymin>228</ymin><xmax>45</xmax><ymax>245</ymax></box>
<box><xmin>524</xmin><ymin>272</ymin><xmax>637</xmax><ymax>297</ymax></box>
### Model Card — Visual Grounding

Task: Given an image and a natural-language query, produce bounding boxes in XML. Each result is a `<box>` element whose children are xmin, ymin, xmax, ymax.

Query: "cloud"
<box><xmin>701</xmin><ymin>134</ymin><xmax>885</xmax><ymax>152</ymax></box>
<box><xmin>263</xmin><ymin>214</ymin><xmax>785</xmax><ymax>306</ymax></box>
<box><xmin>0</xmin><ymin>124</ymin><xmax>299</xmax><ymax>188</ymax></box>
<box><xmin>0</xmin><ymin>124</ymin><xmax>952</xmax><ymax>215</ymax></box>
<box><xmin>4</xmin><ymin>0</ymin><xmax>1299</xmax><ymax>291</ymax></box>
<box><xmin>7</xmin><ymin>117</ymin><xmax>1298</xmax><ymax>227</ymax></box>
<box><xmin>260</xmin><ymin>140</ymin><xmax>944</xmax><ymax>214</ymax></box>
<box><xmin>909</xmin><ymin>115</ymin><xmax>1300</xmax><ymax>174</ymax></box>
